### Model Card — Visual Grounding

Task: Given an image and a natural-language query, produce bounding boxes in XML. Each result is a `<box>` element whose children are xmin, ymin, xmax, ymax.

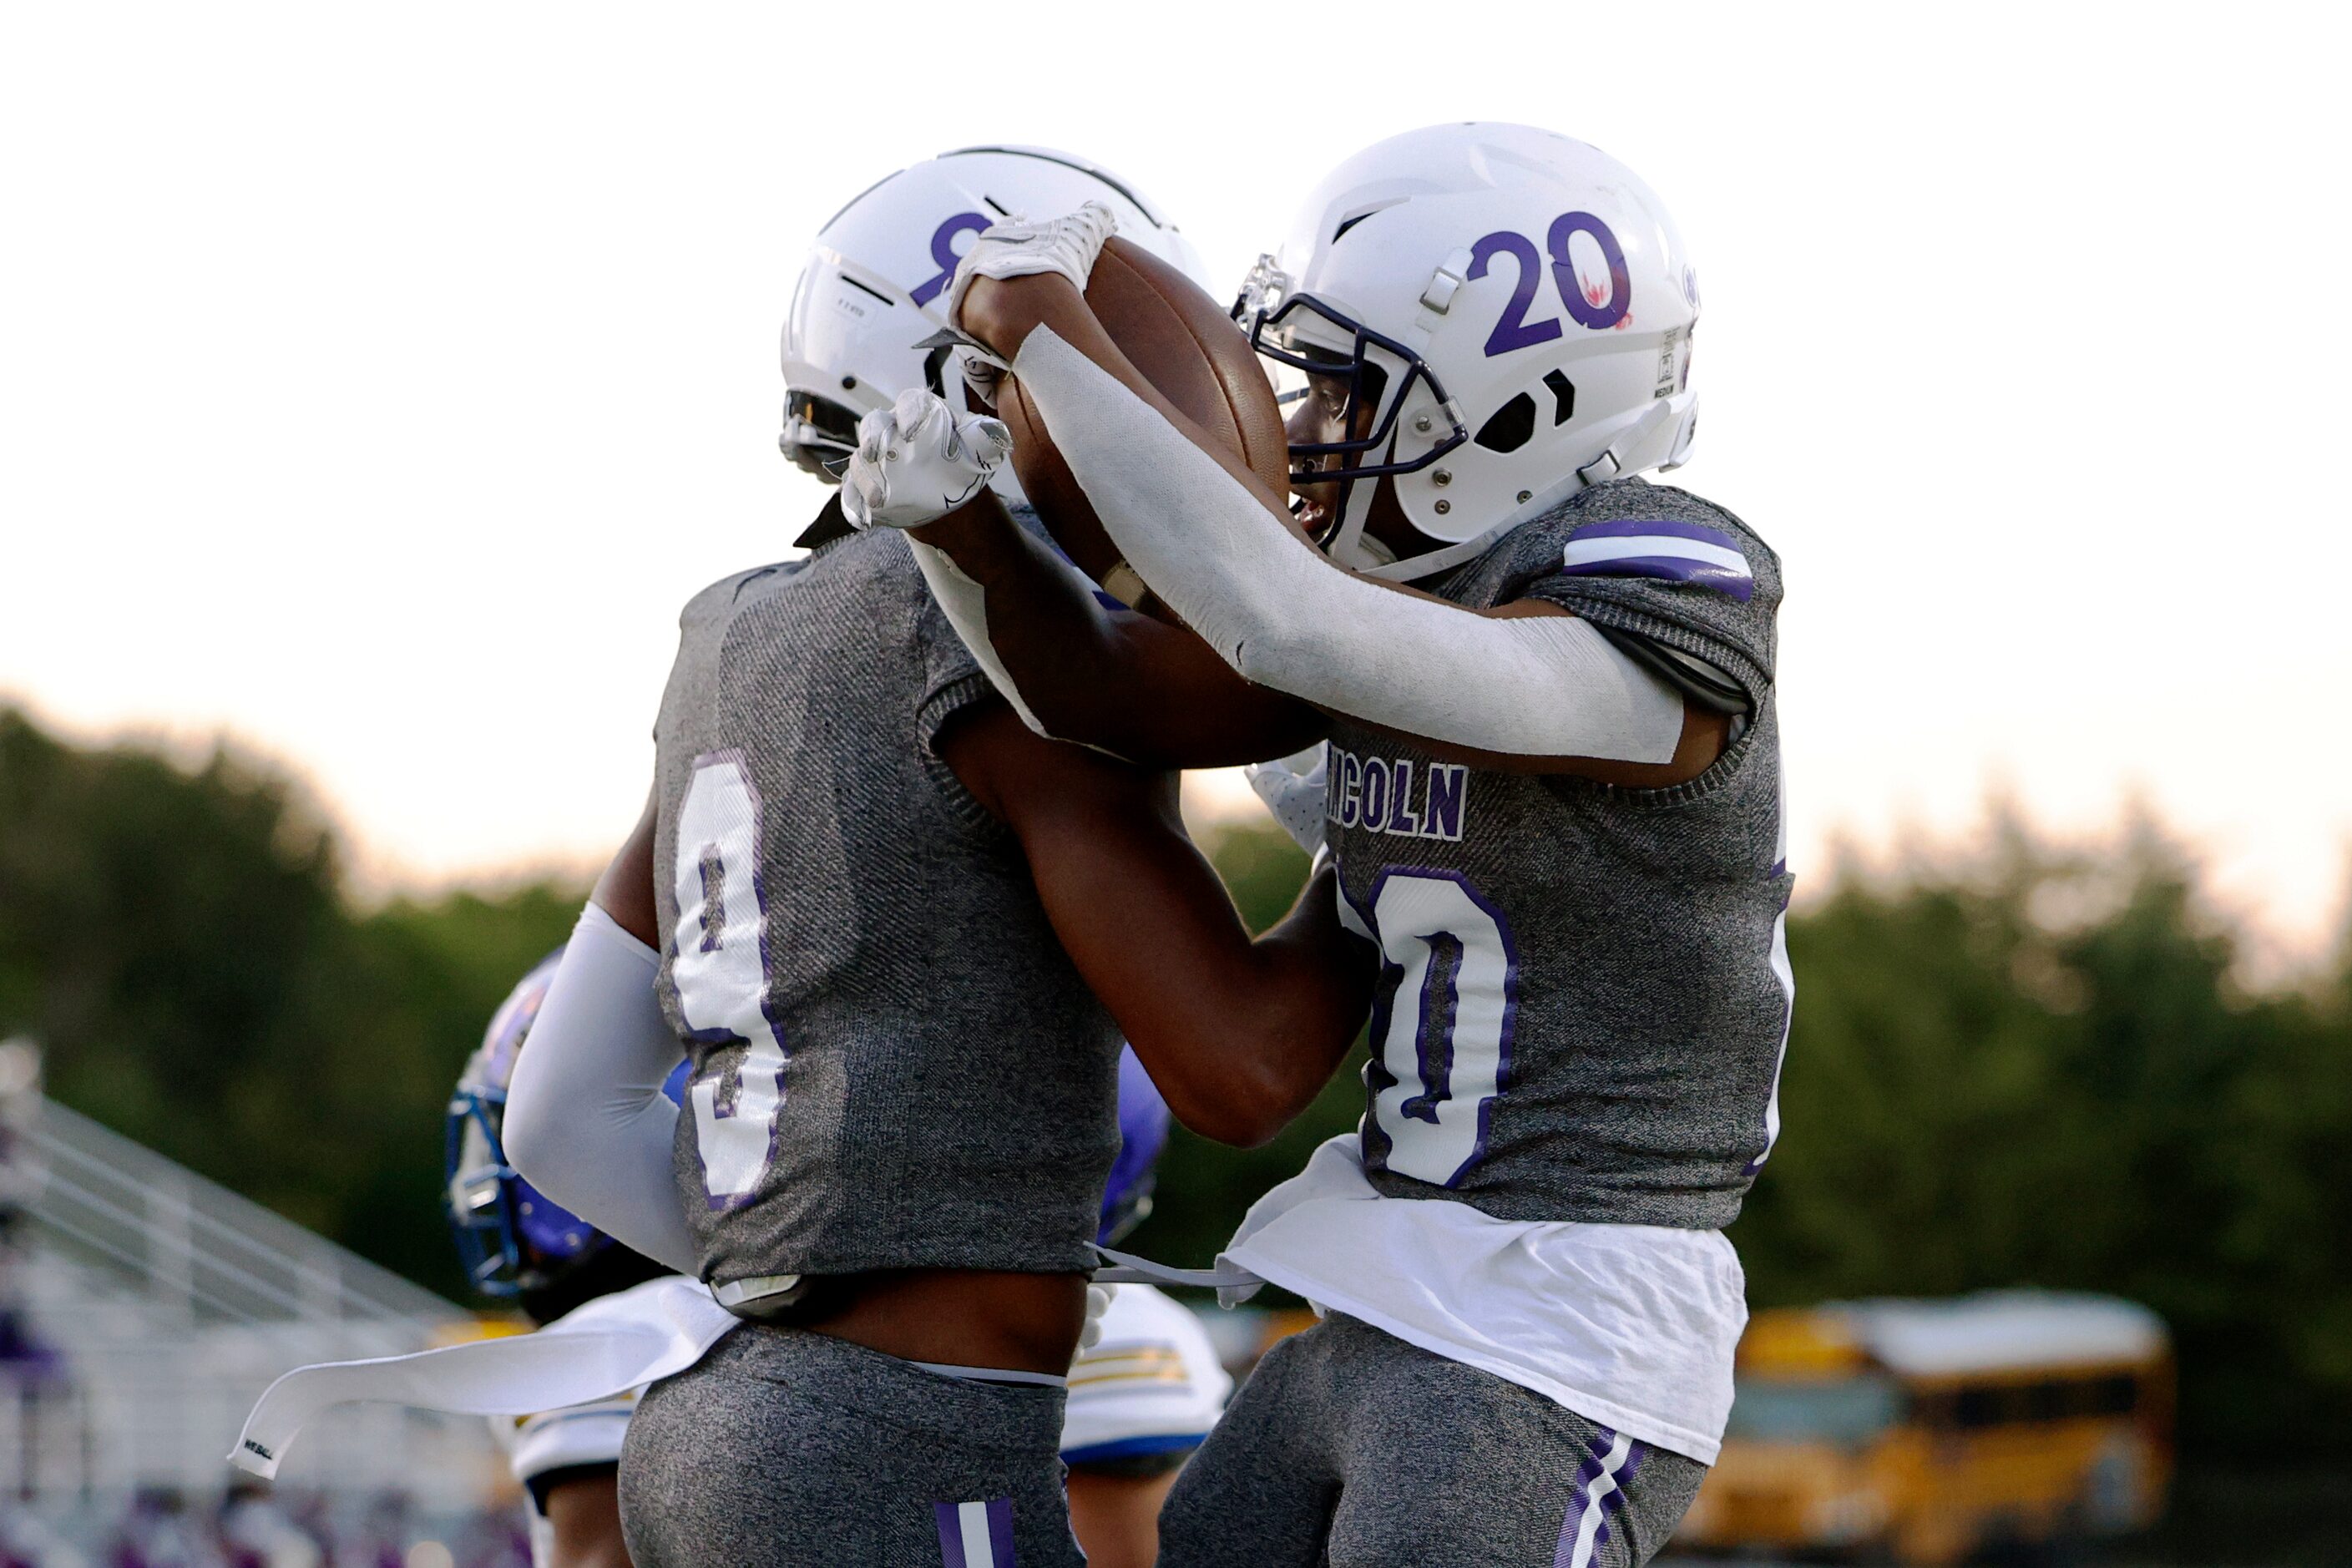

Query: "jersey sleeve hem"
<box><xmin>1533</xmin><ymin>697</ymin><xmax>1774</xmax><ymax>817</ymax></box>
<box><xmin>1518</xmin><ymin>580</ymin><xmax>1771</xmax><ymax>713</ymax></box>
<box><xmin>914</xmin><ymin>669</ymin><xmax>1007</xmax><ymax>840</ymax></box>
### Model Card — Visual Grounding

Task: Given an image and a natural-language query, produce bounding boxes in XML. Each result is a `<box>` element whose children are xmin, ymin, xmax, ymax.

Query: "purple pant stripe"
<box><xmin>1555</xmin><ymin>1489</ymin><xmax>1590</xmax><ymax>1566</ymax></box>
<box><xmin>933</xmin><ymin>1497</ymin><xmax>1014</xmax><ymax>1568</ymax></box>
<box><xmin>987</xmin><ymin>1495</ymin><xmax>1016</xmax><ymax>1565</ymax></box>
<box><xmin>933</xmin><ymin>1503</ymin><xmax>968</xmax><ymax>1568</ymax></box>
<box><xmin>1555</xmin><ymin>1426</ymin><xmax>1627</xmax><ymax>1568</ymax></box>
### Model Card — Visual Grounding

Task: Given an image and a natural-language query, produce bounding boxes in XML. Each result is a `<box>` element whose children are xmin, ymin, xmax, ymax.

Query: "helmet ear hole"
<box><xmin>1474</xmin><ymin>392</ymin><xmax>1538</xmax><ymax>454</ymax></box>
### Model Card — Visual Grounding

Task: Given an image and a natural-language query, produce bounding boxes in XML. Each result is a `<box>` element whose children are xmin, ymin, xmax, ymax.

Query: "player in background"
<box><xmin>1063</xmin><ymin>1051</ymin><xmax>1232</xmax><ymax>1568</ymax></box>
<box><xmin>503</xmin><ymin>149</ymin><xmax>1361</xmax><ymax>1568</ymax></box>
<box><xmin>453</xmin><ymin>951</ymin><xmax>1223</xmax><ymax>1568</ymax></box>
<box><xmin>447</xmin><ymin>948</ymin><xmax>683</xmax><ymax>1568</ymax></box>
<box><xmin>849</xmin><ymin>124</ymin><xmax>1789</xmax><ymax>1565</ymax></box>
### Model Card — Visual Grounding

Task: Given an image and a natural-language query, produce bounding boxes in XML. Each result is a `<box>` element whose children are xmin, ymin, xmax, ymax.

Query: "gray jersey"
<box><xmin>1324</xmin><ymin>478</ymin><xmax>1791</xmax><ymax>1231</ymax></box>
<box><xmin>650</xmin><ymin>527</ymin><xmax>1122</xmax><ymax>1287</ymax></box>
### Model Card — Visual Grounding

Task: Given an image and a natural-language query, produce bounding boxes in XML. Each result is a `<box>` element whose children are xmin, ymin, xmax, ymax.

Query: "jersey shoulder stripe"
<box><xmin>1484</xmin><ymin>480</ymin><xmax>1780</xmax><ymax>709</ymax></box>
<box><xmin>1562</xmin><ymin>517</ymin><xmax>1753</xmax><ymax>601</ymax></box>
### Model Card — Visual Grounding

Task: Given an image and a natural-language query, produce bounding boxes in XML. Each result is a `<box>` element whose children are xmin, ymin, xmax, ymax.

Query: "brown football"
<box><xmin>997</xmin><ymin>236</ymin><xmax>1289</xmax><ymax>591</ymax></box>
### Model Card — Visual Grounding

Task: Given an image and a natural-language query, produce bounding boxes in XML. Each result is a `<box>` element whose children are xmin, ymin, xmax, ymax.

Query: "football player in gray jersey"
<box><xmin>852</xmin><ymin>124</ymin><xmax>1787</xmax><ymax>1565</ymax></box>
<box><xmin>501</xmin><ymin>150</ymin><xmax>1368</xmax><ymax>1568</ymax></box>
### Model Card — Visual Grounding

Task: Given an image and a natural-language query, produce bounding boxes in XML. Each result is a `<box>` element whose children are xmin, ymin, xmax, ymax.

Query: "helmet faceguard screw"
<box><xmin>1433</xmin><ymin>498</ymin><xmax>1451</xmax><ymax>515</ymax></box>
<box><xmin>1433</xmin><ymin>468</ymin><xmax>1452</xmax><ymax>487</ymax></box>
<box><xmin>1413</xmin><ymin>413</ymin><xmax>1434</xmax><ymax>434</ymax></box>
<box><xmin>1518</xmin><ymin>490</ymin><xmax>1533</xmax><ymax>503</ymax></box>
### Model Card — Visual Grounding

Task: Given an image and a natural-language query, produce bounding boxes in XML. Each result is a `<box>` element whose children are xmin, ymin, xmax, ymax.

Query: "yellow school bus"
<box><xmin>1673</xmin><ymin>1291</ymin><xmax>2171</xmax><ymax>1564</ymax></box>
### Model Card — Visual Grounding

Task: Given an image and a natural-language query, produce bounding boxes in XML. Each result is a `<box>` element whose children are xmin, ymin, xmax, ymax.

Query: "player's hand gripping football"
<box><xmin>943</xmin><ymin>201</ymin><xmax>1120</xmax><ymax>352</ymax></box>
<box><xmin>943</xmin><ymin>201</ymin><xmax>1120</xmax><ymax>326</ymax></box>
<box><xmin>839</xmin><ymin>387</ymin><xmax>1012</xmax><ymax>532</ymax></box>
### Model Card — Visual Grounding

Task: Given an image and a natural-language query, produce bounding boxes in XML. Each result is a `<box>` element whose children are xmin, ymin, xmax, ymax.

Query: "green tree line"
<box><xmin>3</xmin><ymin>707</ymin><xmax>2346</xmax><ymax>1459</ymax></box>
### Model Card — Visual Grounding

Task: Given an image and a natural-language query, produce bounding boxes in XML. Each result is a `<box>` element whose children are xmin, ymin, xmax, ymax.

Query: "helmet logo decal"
<box><xmin>909</xmin><ymin>211</ymin><xmax>991</xmax><ymax>309</ymax></box>
<box><xmin>1467</xmin><ymin>212</ymin><xmax>1632</xmax><ymax>355</ymax></box>
<box><xmin>1546</xmin><ymin>212</ymin><xmax>1631</xmax><ymax>331</ymax></box>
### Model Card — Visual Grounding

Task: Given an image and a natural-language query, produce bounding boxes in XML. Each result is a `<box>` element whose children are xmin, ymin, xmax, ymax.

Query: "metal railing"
<box><xmin>3</xmin><ymin>1095</ymin><xmax>498</xmax><ymax>1509</ymax></box>
<box><xmin>23</xmin><ymin>1098</ymin><xmax>455</xmax><ymax>1332</ymax></box>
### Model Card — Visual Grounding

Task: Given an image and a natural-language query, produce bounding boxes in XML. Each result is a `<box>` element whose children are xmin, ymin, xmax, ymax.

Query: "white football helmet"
<box><xmin>781</xmin><ymin>145</ymin><xmax>1211</xmax><ymax>482</ymax></box>
<box><xmin>1236</xmin><ymin>124</ymin><xmax>1701</xmax><ymax>579</ymax></box>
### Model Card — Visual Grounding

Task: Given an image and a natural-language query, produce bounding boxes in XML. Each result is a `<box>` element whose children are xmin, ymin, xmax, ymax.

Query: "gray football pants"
<box><xmin>1156</xmin><ymin>1313</ymin><xmax>1707</xmax><ymax>1567</ymax></box>
<box><xmin>619</xmin><ymin>1323</ymin><xmax>1084</xmax><ymax>1568</ymax></box>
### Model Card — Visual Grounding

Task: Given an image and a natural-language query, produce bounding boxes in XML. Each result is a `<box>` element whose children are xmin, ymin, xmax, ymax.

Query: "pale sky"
<box><xmin>4</xmin><ymin>5</ymin><xmax>2347</xmax><ymax>957</ymax></box>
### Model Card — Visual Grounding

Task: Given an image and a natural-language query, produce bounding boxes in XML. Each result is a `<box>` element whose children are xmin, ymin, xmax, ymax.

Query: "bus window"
<box><xmin>1928</xmin><ymin>1371</ymin><xmax>2145</xmax><ymax>1431</ymax></box>
<box><xmin>1909</xmin><ymin>1388</ymin><xmax>1957</xmax><ymax>1429</ymax></box>
<box><xmin>2084</xmin><ymin>1373</ymin><xmax>2138</xmax><ymax>1416</ymax></box>
<box><xmin>1954</xmin><ymin>1385</ymin><xmax>2006</xmax><ymax>1429</ymax></box>
<box><xmin>1724</xmin><ymin>1377</ymin><xmax>1902</xmax><ymax>1449</ymax></box>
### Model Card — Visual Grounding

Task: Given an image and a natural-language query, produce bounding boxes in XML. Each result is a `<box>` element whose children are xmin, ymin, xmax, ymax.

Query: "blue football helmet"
<box><xmin>445</xmin><ymin>947</ymin><xmax>688</xmax><ymax>1297</ymax></box>
<box><xmin>1100</xmin><ymin>1047</ymin><xmax>1171</xmax><ymax>1247</ymax></box>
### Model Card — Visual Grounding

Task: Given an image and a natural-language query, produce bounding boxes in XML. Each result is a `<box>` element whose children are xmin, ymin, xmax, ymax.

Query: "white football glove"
<box><xmin>1080</xmin><ymin>1281</ymin><xmax>1117</xmax><ymax>1352</ymax></box>
<box><xmin>943</xmin><ymin>201</ymin><xmax>1120</xmax><ymax>332</ymax></box>
<box><xmin>839</xmin><ymin>387</ymin><xmax>1012</xmax><ymax>533</ymax></box>
<box><xmin>1243</xmin><ymin>744</ymin><xmax>1330</xmax><ymax>855</ymax></box>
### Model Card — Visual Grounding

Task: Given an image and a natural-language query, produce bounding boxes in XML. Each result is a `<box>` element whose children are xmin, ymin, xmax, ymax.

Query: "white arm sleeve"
<box><xmin>503</xmin><ymin>903</ymin><xmax>698</xmax><ymax>1276</ymax></box>
<box><xmin>1008</xmin><ymin>326</ymin><xmax>1686</xmax><ymax>762</ymax></box>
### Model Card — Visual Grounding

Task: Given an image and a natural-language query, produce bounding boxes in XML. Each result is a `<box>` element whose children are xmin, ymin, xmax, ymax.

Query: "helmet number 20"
<box><xmin>670</xmin><ymin>752</ymin><xmax>789</xmax><ymax>1209</ymax></box>
<box><xmin>1468</xmin><ymin>211</ymin><xmax>1631</xmax><ymax>357</ymax></box>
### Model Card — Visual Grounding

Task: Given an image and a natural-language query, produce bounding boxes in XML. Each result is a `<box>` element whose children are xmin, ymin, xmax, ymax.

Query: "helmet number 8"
<box><xmin>670</xmin><ymin>752</ymin><xmax>789</xmax><ymax>1208</ymax></box>
<box><xmin>1362</xmin><ymin>869</ymin><xmax>1520</xmax><ymax>1187</ymax></box>
<box><xmin>1468</xmin><ymin>211</ymin><xmax>1631</xmax><ymax>358</ymax></box>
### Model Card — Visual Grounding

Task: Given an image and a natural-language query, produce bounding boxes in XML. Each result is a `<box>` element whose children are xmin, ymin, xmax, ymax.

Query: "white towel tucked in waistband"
<box><xmin>230</xmin><ymin>1275</ymin><xmax>737</xmax><ymax>1478</ymax></box>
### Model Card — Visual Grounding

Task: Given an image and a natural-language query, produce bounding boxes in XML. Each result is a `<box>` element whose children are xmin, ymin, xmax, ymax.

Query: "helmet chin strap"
<box><xmin>1359</xmin><ymin>518</ymin><xmax>1510</xmax><ymax>582</ymax></box>
<box><xmin>1323</xmin><ymin>475</ymin><xmax>1389</xmax><ymax>570</ymax></box>
<box><xmin>1320</xmin><ymin>351</ymin><xmax>1415</xmax><ymax>571</ymax></box>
